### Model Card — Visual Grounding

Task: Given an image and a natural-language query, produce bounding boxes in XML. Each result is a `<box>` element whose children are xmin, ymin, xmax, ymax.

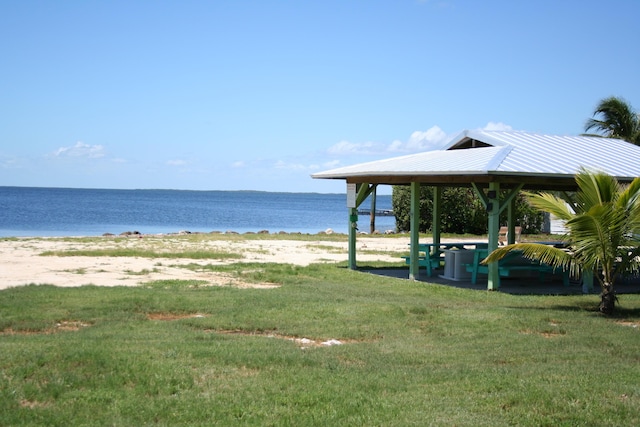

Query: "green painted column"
<box><xmin>432</xmin><ymin>186</ymin><xmax>442</xmax><ymax>256</ymax></box>
<box><xmin>409</xmin><ymin>182</ymin><xmax>421</xmax><ymax>280</ymax></box>
<box><xmin>348</xmin><ymin>207</ymin><xmax>358</xmax><ymax>270</ymax></box>
<box><xmin>508</xmin><ymin>196</ymin><xmax>516</xmax><ymax>244</ymax></box>
<box><xmin>347</xmin><ymin>183</ymin><xmax>376</xmax><ymax>270</ymax></box>
<box><xmin>487</xmin><ymin>182</ymin><xmax>500</xmax><ymax>290</ymax></box>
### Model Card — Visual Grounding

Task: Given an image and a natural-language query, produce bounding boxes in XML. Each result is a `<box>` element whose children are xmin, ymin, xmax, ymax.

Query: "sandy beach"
<box><xmin>0</xmin><ymin>234</ymin><xmax>417</xmax><ymax>290</ymax></box>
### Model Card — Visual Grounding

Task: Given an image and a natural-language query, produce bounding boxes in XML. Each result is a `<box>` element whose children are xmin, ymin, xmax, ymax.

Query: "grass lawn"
<box><xmin>1</xmin><ymin>258</ymin><xmax>639</xmax><ymax>426</ymax></box>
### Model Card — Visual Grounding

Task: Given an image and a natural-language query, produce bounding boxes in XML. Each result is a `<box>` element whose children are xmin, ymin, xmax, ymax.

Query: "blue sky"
<box><xmin>1</xmin><ymin>0</ymin><xmax>639</xmax><ymax>194</ymax></box>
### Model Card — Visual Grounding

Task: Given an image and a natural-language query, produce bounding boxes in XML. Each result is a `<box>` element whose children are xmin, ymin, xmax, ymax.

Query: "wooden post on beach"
<box><xmin>369</xmin><ymin>185</ymin><xmax>377</xmax><ymax>234</ymax></box>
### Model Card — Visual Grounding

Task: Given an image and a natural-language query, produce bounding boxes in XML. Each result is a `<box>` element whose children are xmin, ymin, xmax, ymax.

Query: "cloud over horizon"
<box><xmin>324</xmin><ymin>122</ymin><xmax>517</xmax><ymax>158</ymax></box>
<box><xmin>325</xmin><ymin>125</ymin><xmax>451</xmax><ymax>157</ymax></box>
<box><xmin>52</xmin><ymin>142</ymin><xmax>105</xmax><ymax>159</ymax></box>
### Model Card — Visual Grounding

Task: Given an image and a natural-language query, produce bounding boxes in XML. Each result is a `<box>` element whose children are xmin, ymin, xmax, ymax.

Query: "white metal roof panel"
<box><xmin>312</xmin><ymin>130</ymin><xmax>640</xmax><ymax>181</ymax></box>
<box><xmin>457</xmin><ymin>130</ymin><xmax>640</xmax><ymax>178</ymax></box>
<box><xmin>312</xmin><ymin>146</ymin><xmax>509</xmax><ymax>178</ymax></box>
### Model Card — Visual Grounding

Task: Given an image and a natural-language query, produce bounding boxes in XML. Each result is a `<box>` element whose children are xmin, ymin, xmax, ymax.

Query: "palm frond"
<box><xmin>584</xmin><ymin>96</ymin><xmax>640</xmax><ymax>143</ymax></box>
<box><xmin>524</xmin><ymin>192</ymin><xmax>573</xmax><ymax>220</ymax></box>
<box><xmin>483</xmin><ymin>243</ymin><xmax>578</xmax><ymax>277</ymax></box>
<box><xmin>575</xmin><ymin>169</ymin><xmax>618</xmax><ymax>208</ymax></box>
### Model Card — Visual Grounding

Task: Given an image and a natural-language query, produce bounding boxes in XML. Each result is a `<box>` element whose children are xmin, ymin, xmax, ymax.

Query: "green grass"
<box><xmin>1</xmin><ymin>262</ymin><xmax>639</xmax><ymax>426</ymax></box>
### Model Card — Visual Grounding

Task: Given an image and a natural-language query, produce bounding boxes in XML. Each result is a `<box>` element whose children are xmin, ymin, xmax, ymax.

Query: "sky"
<box><xmin>1</xmin><ymin>0</ymin><xmax>639</xmax><ymax>194</ymax></box>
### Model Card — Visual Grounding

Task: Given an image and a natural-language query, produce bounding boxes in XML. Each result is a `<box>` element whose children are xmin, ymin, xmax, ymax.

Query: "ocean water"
<box><xmin>0</xmin><ymin>187</ymin><xmax>395</xmax><ymax>237</ymax></box>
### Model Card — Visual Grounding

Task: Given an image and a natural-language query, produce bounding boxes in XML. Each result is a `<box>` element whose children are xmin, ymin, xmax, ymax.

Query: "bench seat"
<box><xmin>465</xmin><ymin>249</ymin><xmax>570</xmax><ymax>287</ymax></box>
<box><xmin>401</xmin><ymin>255</ymin><xmax>441</xmax><ymax>277</ymax></box>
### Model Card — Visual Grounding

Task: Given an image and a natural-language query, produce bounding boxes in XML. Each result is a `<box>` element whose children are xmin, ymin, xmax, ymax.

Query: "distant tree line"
<box><xmin>391</xmin><ymin>186</ymin><xmax>545</xmax><ymax>234</ymax></box>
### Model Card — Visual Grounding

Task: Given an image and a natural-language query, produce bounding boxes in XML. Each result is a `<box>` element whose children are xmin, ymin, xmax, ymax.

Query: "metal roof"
<box><xmin>312</xmin><ymin>130</ymin><xmax>640</xmax><ymax>190</ymax></box>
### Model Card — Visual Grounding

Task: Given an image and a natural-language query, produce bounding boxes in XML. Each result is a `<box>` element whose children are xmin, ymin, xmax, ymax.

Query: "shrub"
<box><xmin>392</xmin><ymin>185</ymin><xmax>544</xmax><ymax>234</ymax></box>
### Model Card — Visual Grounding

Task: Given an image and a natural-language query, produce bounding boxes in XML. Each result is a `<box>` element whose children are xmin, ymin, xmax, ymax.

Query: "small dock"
<box><xmin>357</xmin><ymin>209</ymin><xmax>395</xmax><ymax>217</ymax></box>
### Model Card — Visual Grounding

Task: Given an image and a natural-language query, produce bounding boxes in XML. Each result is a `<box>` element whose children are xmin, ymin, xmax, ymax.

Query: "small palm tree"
<box><xmin>484</xmin><ymin>169</ymin><xmax>640</xmax><ymax>315</ymax></box>
<box><xmin>584</xmin><ymin>96</ymin><xmax>640</xmax><ymax>145</ymax></box>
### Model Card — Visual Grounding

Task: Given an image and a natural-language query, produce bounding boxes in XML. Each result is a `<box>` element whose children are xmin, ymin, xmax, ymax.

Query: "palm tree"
<box><xmin>584</xmin><ymin>96</ymin><xmax>640</xmax><ymax>145</ymax></box>
<box><xmin>484</xmin><ymin>169</ymin><xmax>640</xmax><ymax>315</ymax></box>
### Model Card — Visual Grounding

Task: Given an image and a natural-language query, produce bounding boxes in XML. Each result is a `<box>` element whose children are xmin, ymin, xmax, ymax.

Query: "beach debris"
<box><xmin>292</xmin><ymin>337</ymin><xmax>343</xmax><ymax>349</ymax></box>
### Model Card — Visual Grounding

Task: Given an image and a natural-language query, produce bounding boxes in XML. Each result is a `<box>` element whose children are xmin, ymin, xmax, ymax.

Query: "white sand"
<box><xmin>0</xmin><ymin>235</ymin><xmax>415</xmax><ymax>290</ymax></box>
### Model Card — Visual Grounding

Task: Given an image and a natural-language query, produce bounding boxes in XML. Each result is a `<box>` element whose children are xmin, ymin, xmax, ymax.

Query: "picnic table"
<box><xmin>402</xmin><ymin>242</ymin><xmax>488</xmax><ymax>277</ymax></box>
<box><xmin>465</xmin><ymin>248</ymin><xmax>570</xmax><ymax>287</ymax></box>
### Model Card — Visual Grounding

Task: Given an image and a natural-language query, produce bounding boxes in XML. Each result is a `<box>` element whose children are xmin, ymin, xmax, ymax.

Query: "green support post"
<box><xmin>432</xmin><ymin>186</ymin><xmax>442</xmax><ymax>256</ymax></box>
<box><xmin>507</xmin><ymin>196</ymin><xmax>516</xmax><ymax>244</ymax></box>
<box><xmin>487</xmin><ymin>182</ymin><xmax>501</xmax><ymax>290</ymax></box>
<box><xmin>409</xmin><ymin>182</ymin><xmax>421</xmax><ymax>280</ymax></box>
<box><xmin>472</xmin><ymin>182</ymin><xmax>523</xmax><ymax>290</ymax></box>
<box><xmin>348</xmin><ymin>207</ymin><xmax>358</xmax><ymax>270</ymax></box>
<box><xmin>347</xmin><ymin>183</ymin><xmax>376</xmax><ymax>271</ymax></box>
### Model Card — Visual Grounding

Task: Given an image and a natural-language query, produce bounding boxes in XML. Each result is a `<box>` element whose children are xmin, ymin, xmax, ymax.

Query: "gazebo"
<box><xmin>312</xmin><ymin>129</ymin><xmax>640</xmax><ymax>290</ymax></box>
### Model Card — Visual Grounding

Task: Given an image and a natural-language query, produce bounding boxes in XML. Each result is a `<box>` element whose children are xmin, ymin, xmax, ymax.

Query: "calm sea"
<box><xmin>0</xmin><ymin>187</ymin><xmax>395</xmax><ymax>237</ymax></box>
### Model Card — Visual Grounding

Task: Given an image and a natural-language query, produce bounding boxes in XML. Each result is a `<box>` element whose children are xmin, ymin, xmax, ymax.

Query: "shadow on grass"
<box><xmin>353</xmin><ymin>265</ymin><xmax>640</xmax><ymax>296</ymax></box>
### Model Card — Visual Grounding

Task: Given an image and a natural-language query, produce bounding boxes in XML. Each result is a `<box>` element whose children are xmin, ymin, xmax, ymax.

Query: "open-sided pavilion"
<box><xmin>312</xmin><ymin>129</ymin><xmax>640</xmax><ymax>290</ymax></box>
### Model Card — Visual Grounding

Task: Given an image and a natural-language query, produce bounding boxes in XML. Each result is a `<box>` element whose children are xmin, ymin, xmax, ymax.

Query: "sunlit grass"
<box><xmin>0</xmin><ymin>261</ymin><xmax>639</xmax><ymax>426</ymax></box>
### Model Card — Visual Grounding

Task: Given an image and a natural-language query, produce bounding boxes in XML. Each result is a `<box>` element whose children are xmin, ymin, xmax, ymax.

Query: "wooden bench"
<box><xmin>498</xmin><ymin>226</ymin><xmax>522</xmax><ymax>245</ymax></box>
<box><xmin>465</xmin><ymin>249</ymin><xmax>569</xmax><ymax>287</ymax></box>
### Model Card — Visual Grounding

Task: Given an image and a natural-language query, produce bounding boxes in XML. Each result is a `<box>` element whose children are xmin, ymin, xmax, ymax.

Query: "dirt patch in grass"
<box><xmin>20</xmin><ymin>399</ymin><xmax>49</xmax><ymax>409</ymax></box>
<box><xmin>147</xmin><ymin>313</ymin><xmax>207</xmax><ymax>321</ymax></box>
<box><xmin>616</xmin><ymin>320</ymin><xmax>640</xmax><ymax>328</ymax></box>
<box><xmin>147</xmin><ymin>316</ymin><xmax>352</xmax><ymax>348</ymax></box>
<box><xmin>216</xmin><ymin>329</ymin><xmax>358</xmax><ymax>348</ymax></box>
<box><xmin>1</xmin><ymin>320</ymin><xmax>91</xmax><ymax>335</ymax></box>
<box><xmin>519</xmin><ymin>328</ymin><xmax>565</xmax><ymax>338</ymax></box>
<box><xmin>205</xmin><ymin>272</ymin><xmax>280</xmax><ymax>289</ymax></box>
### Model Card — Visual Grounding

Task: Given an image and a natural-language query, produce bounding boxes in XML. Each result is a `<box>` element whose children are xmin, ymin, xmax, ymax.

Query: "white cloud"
<box><xmin>323</xmin><ymin>159</ymin><xmax>341</xmax><ymax>168</ymax></box>
<box><xmin>308</xmin><ymin>160</ymin><xmax>341</xmax><ymax>171</ymax></box>
<box><xmin>232</xmin><ymin>161</ymin><xmax>245</xmax><ymax>168</ymax></box>
<box><xmin>326</xmin><ymin>126</ymin><xmax>450</xmax><ymax>157</ymax></box>
<box><xmin>389</xmin><ymin>126</ymin><xmax>448</xmax><ymax>152</ymax></box>
<box><xmin>0</xmin><ymin>155</ymin><xmax>21</xmax><ymax>169</ymax></box>
<box><xmin>482</xmin><ymin>122</ymin><xmax>513</xmax><ymax>131</ymax></box>
<box><xmin>52</xmin><ymin>141</ymin><xmax>105</xmax><ymax>159</ymax></box>
<box><xmin>326</xmin><ymin>140</ymin><xmax>380</xmax><ymax>155</ymax></box>
<box><xmin>167</xmin><ymin>159</ymin><xmax>187</xmax><ymax>166</ymax></box>
<box><xmin>274</xmin><ymin>160</ymin><xmax>308</xmax><ymax>170</ymax></box>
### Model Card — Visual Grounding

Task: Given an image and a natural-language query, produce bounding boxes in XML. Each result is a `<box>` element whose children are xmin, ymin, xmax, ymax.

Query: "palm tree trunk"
<box><xmin>599</xmin><ymin>282</ymin><xmax>617</xmax><ymax>315</ymax></box>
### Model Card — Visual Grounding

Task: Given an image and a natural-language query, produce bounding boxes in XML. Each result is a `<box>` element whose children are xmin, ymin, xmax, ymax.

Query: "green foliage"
<box><xmin>392</xmin><ymin>186</ymin><xmax>544</xmax><ymax>234</ymax></box>
<box><xmin>485</xmin><ymin>169</ymin><xmax>640</xmax><ymax>314</ymax></box>
<box><xmin>391</xmin><ymin>184</ymin><xmax>433</xmax><ymax>232</ymax></box>
<box><xmin>0</xmin><ymin>267</ymin><xmax>639</xmax><ymax>426</ymax></box>
<box><xmin>585</xmin><ymin>96</ymin><xmax>640</xmax><ymax>145</ymax></box>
